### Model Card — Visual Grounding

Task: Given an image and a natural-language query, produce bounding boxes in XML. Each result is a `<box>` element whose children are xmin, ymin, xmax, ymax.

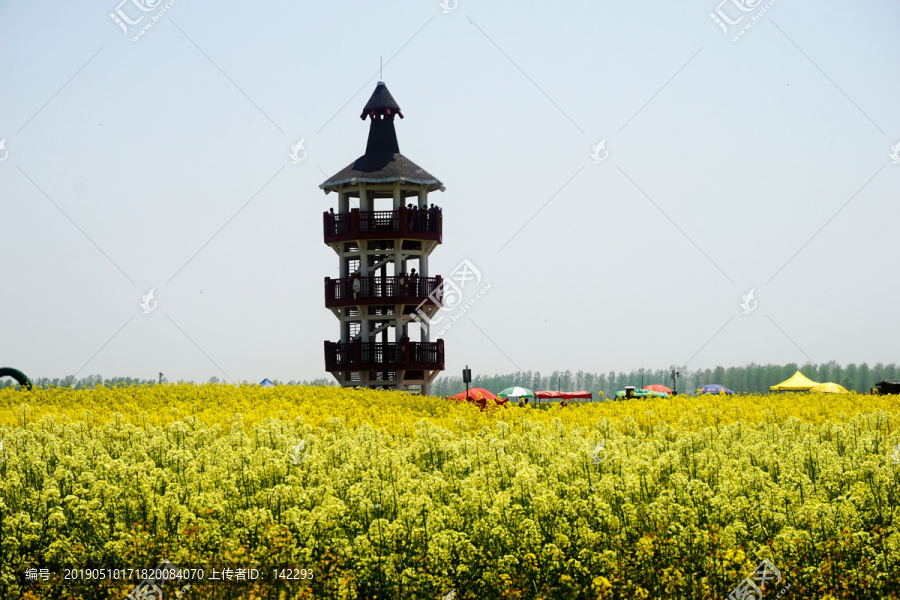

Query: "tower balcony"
<box><xmin>323</xmin><ymin>207</ymin><xmax>442</xmax><ymax>244</ymax></box>
<box><xmin>324</xmin><ymin>275</ymin><xmax>443</xmax><ymax>308</ymax></box>
<box><xmin>324</xmin><ymin>339</ymin><xmax>445</xmax><ymax>372</ymax></box>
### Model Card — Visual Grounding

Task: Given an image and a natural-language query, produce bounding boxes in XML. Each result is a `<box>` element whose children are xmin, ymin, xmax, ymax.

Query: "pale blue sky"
<box><xmin>2</xmin><ymin>0</ymin><xmax>898</xmax><ymax>384</ymax></box>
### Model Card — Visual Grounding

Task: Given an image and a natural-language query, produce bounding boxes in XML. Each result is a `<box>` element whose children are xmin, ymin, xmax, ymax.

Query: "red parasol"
<box><xmin>448</xmin><ymin>387</ymin><xmax>506</xmax><ymax>410</ymax></box>
<box><xmin>449</xmin><ymin>387</ymin><xmax>498</xmax><ymax>401</ymax></box>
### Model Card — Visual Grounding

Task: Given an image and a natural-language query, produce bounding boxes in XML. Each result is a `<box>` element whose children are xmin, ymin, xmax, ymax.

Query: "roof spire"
<box><xmin>362</xmin><ymin>82</ymin><xmax>402</xmax><ymax>155</ymax></box>
<box><xmin>320</xmin><ymin>80</ymin><xmax>444</xmax><ymax>193</ymax></box>
<box><xmin>360</xmin><ymin>81</ymin><xmax>403</xmax><ymax>121</ymax></box>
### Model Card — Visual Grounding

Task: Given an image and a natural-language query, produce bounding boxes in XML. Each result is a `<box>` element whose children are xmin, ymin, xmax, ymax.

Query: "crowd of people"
<box><xmin>406</xmin><ymin>203</ymin><xmax>441</xmax><ymax>232</ymax></box>
<box><xmin>325</xmin><ymin>203</ymin><xmax>442</xmax><ymax>234</ymax></box>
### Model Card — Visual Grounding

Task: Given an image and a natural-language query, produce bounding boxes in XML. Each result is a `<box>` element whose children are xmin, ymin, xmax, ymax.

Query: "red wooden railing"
<box><xmin>323</xmin><ymin>207</ymin><xmax>442</xmax><ymax>243</ymax></box>
<box><xmin>324</xmin><ymin>339</ymin><xmax>444</xmax><ymax>371</ymax></box>
<box><xmin>324</xmin><ymin>275</ymin><xmax>443</xmax><ymax>306</ymax></box>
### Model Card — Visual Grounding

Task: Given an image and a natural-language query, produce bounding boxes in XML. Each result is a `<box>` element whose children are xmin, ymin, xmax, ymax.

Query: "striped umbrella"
<box><xmin>498</xmin><ymin>386</ymin><xmax>534</xmax><ymax>400</ymax></box>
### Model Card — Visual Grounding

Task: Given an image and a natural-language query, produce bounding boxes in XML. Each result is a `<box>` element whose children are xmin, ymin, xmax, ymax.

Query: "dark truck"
<box><xmin>615</xmin><ymin>386</ymin><xmax>670</xmax><ymax>400</ymax></box>
<box><xmin>872</xmin><ymin>380</ymin><xmax>900</xmax><ymax>395</ymax></box>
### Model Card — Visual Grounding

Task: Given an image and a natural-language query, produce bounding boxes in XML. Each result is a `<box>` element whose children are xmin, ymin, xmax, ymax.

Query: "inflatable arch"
<box><xmin>0</xmin><ymin>367</ymin><xmax>33</xmax><ymax>390</ymax></box>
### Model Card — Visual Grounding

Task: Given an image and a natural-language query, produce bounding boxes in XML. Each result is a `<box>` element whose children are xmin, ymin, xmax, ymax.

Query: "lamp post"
<box><xmin>670</xmin><ymin>369</ymin><xmax>680</xmax><ymax>395</ymax></box>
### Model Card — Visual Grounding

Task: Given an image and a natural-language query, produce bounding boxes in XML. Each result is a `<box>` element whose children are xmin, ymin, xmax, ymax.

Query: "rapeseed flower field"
<box><xmin>1</xmin><ymin>384</ymin><xmax>899</xmax><ymax>599</ymax></box>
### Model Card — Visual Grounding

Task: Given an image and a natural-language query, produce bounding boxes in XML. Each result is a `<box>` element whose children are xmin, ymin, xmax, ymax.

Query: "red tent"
<box><xmin>643</xmin><ymin>384</ymin><xmax>672</xmax><ymax>394</ymax></box>
<box><xmin>534</xmin><ymin>390</ymin><xmax>592</xmax><ymax>400</ymax></box>
<box><xmin>448</xmin><ymin>387</ymin><xmax>507</xmax><ymax>410</ymax></box>
<box><xmin>449</xmin><ymin>387</ymin><xmax>497</xmax><ymax>401</ymax></box>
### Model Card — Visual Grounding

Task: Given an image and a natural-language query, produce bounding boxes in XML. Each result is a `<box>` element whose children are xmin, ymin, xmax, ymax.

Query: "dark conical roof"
<box><xmin>320</xmin><ymin>153</ymin><xmax>443</xmax><ymax>190</ymax></box>
<box><xmin>361</xmin><ymin>82</ymin><xmax>401</xmax><ymax>117</ymax></box>
<box><xmin>321</xmin><ymin>82</ymin><xmax>443</xmax><ymax>193</ymax></box>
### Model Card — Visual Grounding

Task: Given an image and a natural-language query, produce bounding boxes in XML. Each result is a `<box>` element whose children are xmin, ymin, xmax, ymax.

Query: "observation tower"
<box><xmin>320</xmin><ymin>82</ymin><xmax>445</xmax><ymax>394</ymax></box>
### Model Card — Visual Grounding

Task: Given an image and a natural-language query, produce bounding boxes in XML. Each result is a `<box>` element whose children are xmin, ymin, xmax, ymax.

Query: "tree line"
<box><xmin>429</xmin><ymin>361</ymin><xmax>900</xmax><ymax>398</ymax></box>
<box><xmin>2</xmin><ymin>362</ymin><xmax>897</xmax><ymax>396</ymax></box>
<box><xmin>0</xmin><ymin>374</ymin><xmax>337</xmax><ymax>390</ymax></box>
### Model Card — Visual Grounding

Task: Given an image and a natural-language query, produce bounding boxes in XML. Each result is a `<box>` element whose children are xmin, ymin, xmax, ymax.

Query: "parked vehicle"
<box><xmin>615</xmin><ymin>386</ymin><xmax>669</xmax><ymax>400</ymax></box>
<box><xmin>872</xmin><ymin>380</ymin><xmax>900</xmax><ymax>395</ymax></box>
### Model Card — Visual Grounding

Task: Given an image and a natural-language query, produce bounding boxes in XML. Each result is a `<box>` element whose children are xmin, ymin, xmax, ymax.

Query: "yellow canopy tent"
<box><xmin>769</xmin><ymin>370</ymin><xmax>820</xmax><ymax>392</ymax></box>
<box><xmin>810</xmin><ymin>382</ymin><xmax>850</xmax><ymax>393</ymax></box>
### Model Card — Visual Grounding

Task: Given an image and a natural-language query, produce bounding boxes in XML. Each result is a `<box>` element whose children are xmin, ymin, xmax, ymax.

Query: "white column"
<box><xmin>418</xmin><ymin>188</ymin><xmax>427</xmax><ymax>209</ymax></box>
<box><xmin>359</xmin><ymin>183</ymin><xmax>370</xmax><ymax>212</ymax></box>
<box><xmin>360</xmin><ymin>241</ymin><xmax>369</xmax><ymax>276</ymax></box>
<box><xmin>338</xmin><ymin>189</ymin><xmax>349</xmax><ymax>213</ymax></box>
<box><xmin>392</xmin><ymin>185</ymin><xmax>403</xmax><ymax>345</ymax></box>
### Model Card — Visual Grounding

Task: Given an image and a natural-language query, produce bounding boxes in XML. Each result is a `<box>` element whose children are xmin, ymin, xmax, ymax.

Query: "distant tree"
<box><xmin>858</xmin><ymin>363</ymin><xmax>870</xmax><ymax>392</ymax></box>
<box><xmin>843</xmin><ymin>363</ymin><xmax>859</xmax><ymax>391</ymax></box>
<box><xmin>872</xmin><ymin>363</ymin><xmax>885</xmax><ymax>385</ymax></box>
<box><xmin>831</xmin><ymin>364</ymin><xmax>843</xmax><ymax>388</ymax></box>
<box><xmin>712</xmin><ymin>366</ymin><xmax>725</xmax><ymax>386</ymax></box>
<box><xmin>817</xmin><ymin>361</ymin><xmax>832</xmax><ymax>385</ymax></box>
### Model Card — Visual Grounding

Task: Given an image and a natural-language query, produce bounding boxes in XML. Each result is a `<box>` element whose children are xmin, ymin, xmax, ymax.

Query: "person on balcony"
<box><xmin>398</xmin><ymin>272</ymin><xmax>408</xmax><ymax>296</ymax></box>
<box><xmin>409</xmin><ymin>268</ymin><xmax>419</xmax><ymax>296</ymax></box>
<box><xmin>400</xmin><ymin>335</ymin><xmax>410</xmax><ymax>363</ymax></box>
<box><xmin>352</xmin><ymin>273</ymin><xmax>361</xmax><ymax>299</ymax></box>
<box><xmin>427</xmin><ymin>204</ymin><xmax>437</xmax><ymax>232</ymax></box>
